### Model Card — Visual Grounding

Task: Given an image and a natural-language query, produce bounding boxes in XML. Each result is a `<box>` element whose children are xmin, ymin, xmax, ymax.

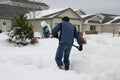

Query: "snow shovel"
<box><xmin>73</xmin><ymin>45</ymin><xmax>81</xmax><ymax>51</ymax></box>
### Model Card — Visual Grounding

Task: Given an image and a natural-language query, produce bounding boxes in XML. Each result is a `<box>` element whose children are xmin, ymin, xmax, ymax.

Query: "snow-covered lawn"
<box><xmin>0</xmin><ymin>32</ymin><xmax>120</xmax><ymax>80</ymax></box>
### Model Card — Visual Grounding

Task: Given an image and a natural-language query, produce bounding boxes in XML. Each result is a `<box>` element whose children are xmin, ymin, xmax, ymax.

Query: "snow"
<box><xmin>80</xmin><ymin>14</ymin><xmax>92</xmax><ymax>18</ymax></box>
<box><xmin>105</xmin><ymin>16</ymin><xmax>120</xmax><ymax>24</ymax></box>
<box><xmin>0</xmin><ymin>32</ymin><xmax>120</xmax><ymax>80</ymax></box>
<box><xmin>34</xmin><ymin>32</ymin><xmax>42</xmax><ymax>38</ymax></box>
<box><xmin>26</xmin><ymin>8</ymin><xmax>67</xmax><ymax>19</ymax></box>
<box><xmin>41</xmin><ymin>21</ymin><xmax>51</xmax><ymax>33</ymax></box>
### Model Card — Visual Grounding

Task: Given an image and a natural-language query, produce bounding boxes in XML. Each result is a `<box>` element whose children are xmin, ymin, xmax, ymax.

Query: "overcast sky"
<box><xmin>35</xmin><ymin>0</ymin><xmax>120</xmax><ymax>15</ymax></box>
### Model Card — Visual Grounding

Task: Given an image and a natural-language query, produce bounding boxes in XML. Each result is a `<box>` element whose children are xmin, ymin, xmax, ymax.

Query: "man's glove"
<box><xmin>54</xmin><ymin>34</ymin><xmax>58</xmax><ymax>38</ymax></box>
<box><xmin>78</xmin><ymin>45</ymin><xmax>83</xmax><ymax>51</ymax></box>
<box><xmin>51</xmin><ymin>34</ymin><xmax>58</xmax><ymax>38</ymax></box>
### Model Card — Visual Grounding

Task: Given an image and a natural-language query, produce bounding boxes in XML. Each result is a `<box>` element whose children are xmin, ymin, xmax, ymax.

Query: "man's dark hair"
<box><xmin>62</xmin><ymin>16</ymin><xmax>69</xmax><ymax>22</ymax></box>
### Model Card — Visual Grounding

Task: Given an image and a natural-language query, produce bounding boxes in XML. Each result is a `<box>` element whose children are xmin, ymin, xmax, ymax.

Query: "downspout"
<box><xmin>50</xmin><ymin>18</ymin><xmax>53</xmax><ymax>29</ymax></box>
<box><xmin>81</xmin><ymin>20</ymin><xmax>84</xmax><ymax>32</ymax></box>
<box><xmin>112</xmin><ymin>23</ymin><xmax>115</xmax><ymax>37</ymax></box>
<box><xmin>99</xmin><ymin>20</ymin><xmax>102</xmax><ymax>34</ymax></box>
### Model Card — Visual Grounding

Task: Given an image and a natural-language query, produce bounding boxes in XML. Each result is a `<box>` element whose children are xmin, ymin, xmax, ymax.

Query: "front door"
<box><xmin>90</xmin><ymin>25</ymin><xmax>96</xmax><ymax>31</ymax></box>
<box><xmin>2</xmin><ymin>20</ymin><xmax>7</xmax><ymax>32</ymax></box>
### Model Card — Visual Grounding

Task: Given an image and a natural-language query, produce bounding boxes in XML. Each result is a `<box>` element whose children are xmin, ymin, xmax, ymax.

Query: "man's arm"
<box><xmin>74</xmin><ymin>27</ymin><xmax>83</xmax><ymax>46</ymax></box>
<box><xmin>51</xmin><ymin>24</ymin><xmax>61</xmax><ymax>38</ymax></box>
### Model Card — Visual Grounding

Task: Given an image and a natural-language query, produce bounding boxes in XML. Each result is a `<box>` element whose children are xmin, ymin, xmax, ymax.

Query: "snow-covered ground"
<box><xmin>0</xmin><ymin>32</ymin><xmax>120</xmax><ymax>80</ymax></box>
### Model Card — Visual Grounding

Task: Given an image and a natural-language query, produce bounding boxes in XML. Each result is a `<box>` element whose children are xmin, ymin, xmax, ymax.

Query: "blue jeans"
<box><xmin>55</xmin><ymin>43</ymin><xmax>72</xmax><ymax>67</ymax></box>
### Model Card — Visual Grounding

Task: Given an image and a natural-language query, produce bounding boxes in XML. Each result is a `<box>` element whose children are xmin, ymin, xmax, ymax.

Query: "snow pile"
<box><xmin>0</xmin><ymin>32</ymin><xmax>120</xmax><ymax>80</ymax></box>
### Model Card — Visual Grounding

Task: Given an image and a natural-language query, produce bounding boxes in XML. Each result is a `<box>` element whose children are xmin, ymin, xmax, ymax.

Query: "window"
<box><xmin>90</xmin><ymin>25</ymin><xmax>96</xmax><ymax>31</ymax></box>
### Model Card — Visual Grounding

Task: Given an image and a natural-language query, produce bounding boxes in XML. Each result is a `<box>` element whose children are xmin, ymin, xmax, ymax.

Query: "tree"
<box><xmin>8</xmin><ymin>14</ymin><xmax>34</xmax><ymax>46</ymax></box>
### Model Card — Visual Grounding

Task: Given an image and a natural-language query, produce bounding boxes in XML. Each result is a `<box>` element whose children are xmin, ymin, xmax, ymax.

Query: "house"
<box><xmin>106</xmin><ymin>16</ymin><xmax>120</xmax><ymax>35</ymax></box>
<box><xmin>0</xmin><ymin>0</ymin><xmax>49</xmax><ymax>32</ymax></box>
<box><xmin>75</xmin><ymin>9</ymin><xmax>86</xmax><ymax>15</ymax></box>
<box><xmin>26</xmin><ymin>8</ymin><xmax>83</xmax><ymax>33</ymax></box>
<box><xmin>81</xmin><ymin>13</ymin><xmax>120</xmax><ymax>34</ymax></box>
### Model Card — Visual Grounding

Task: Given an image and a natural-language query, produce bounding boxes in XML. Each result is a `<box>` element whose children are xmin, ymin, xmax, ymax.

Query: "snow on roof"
<box><xmin>26</xmin><ymin>8</ymin><xmax>67</xmax><ymax>19</ymax></box>
<box><xmin>80</xmin><ymin>14</ymin><xmax>92</xmax><ymax>18</ymax></box>
<box><xmin>80</xmin><ymin>14</ymin><xmax>94</xmax><ymax>23</ymax></box>
<box><xmin>105</xmin><ymin>16</ymin><xmax>120</xmax><ymax>24</ymax></box>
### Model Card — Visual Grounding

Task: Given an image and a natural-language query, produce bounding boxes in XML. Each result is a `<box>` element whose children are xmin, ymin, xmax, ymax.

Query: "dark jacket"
<box><xmin>52</xmin><ymin>22</ymin><xmax>82</xmax><ymax>46</ymax></box>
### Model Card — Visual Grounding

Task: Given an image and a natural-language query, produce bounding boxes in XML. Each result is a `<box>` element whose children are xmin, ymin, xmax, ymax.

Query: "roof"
<box><xmin>10</xmin><ymin>0</ymin><xmax>49</xmax><ymax>9</ymax></box>
<box><xmin>106</xmin><ymin>16</ymin><xmax>120</xmax><ymax>24</ymax></box>
<box><xmin>99</xmin><ymin>13</ymin><xmax>119</xmax><ymax>17</ymax></box>
<box><xmin>83</xmin><ymin>13</ymin><xmax>120</xmax><ymax>24</ymax></box>
<box><xmin>0</xmin><ymin>0</ymin><xmax>49</xmax><ymax>10</ymax></box>
<box><xmin>26</xmin><ymin>8</ymin><xmax>83</xmax><ymax>20</ymax></box>
<box><xmin>0</xmin><ymin>0</ymin><xmax>49</xmax><ymax>19</ymax></box>
<box><xmin>26</xmin><ymin>8</ymin><xmax>67</xmax><ymax>19</ymax></box>
<box><xmin>75</xmin><ymin>9</ymin><xmax>86</xmax><ymax>15</ymax></box>
<box><xmin>0</xmin><ymin>4</ymin><xmax>29</xmax><ymax>18</ymax></box>
<box><xmin>112</xmin><ymin>19</ymin><xmax>120</xmax><ymax>23</ymax></box>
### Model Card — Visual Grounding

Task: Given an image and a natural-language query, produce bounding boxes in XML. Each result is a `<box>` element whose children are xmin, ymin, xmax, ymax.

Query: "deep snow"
<box><xmin>0</xmin><ymin>32</ymin><xmax>120</xmax><ymax>80</ymax></box>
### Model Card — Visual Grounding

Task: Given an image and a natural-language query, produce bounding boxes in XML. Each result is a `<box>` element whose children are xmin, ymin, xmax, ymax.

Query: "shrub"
<box><xmin>8</xmin><ymin>14</ymin><xmax>34</xmax><ymax>46</ymax></box>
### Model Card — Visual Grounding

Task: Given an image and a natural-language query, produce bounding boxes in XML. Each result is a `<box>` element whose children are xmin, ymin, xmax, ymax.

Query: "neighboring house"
<box><xmin>106</xmin><ymin>16</ymin><xmax>120</xmax><ymax>35</ymax></box>
<box><xmin>0</xmin><ymin>0</ymin><xmax>49</xmax><ymax>32</ymax></box>
<box><xmin>26</xmin><ymin>8</ymin><xmax>83</xmax><ymax>33</ymax></box>
<box><xmin>81</xmin><ymin>13</ymin><xmax>120</xmax><ymax>34</ymax></box>
<box><xmin>75</xmin><ymin>9</ymin><xmax>86</xmax><ymax>15</ymax></box>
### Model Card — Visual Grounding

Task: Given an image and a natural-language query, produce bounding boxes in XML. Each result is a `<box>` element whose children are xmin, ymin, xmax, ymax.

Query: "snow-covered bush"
<box><xmin>8</xmin><ymin>14</ymin><xmax>34</xmax><ymax>46</ymax></box>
